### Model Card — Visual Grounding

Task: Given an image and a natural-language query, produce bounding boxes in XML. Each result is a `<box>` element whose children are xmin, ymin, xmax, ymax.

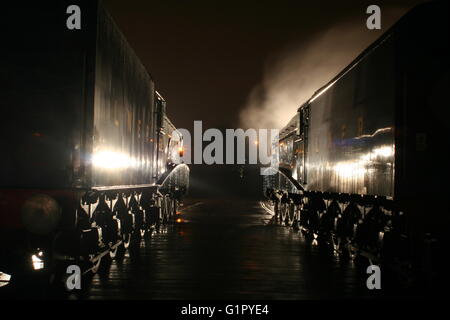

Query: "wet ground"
<box><xmin>81</xmin><ymin>198</ymin><xmax>380</xmax><ymax>300</ymax></box>
<box><xmin>1</xmin><ymin>198</ymin><xmax>419</xmax><ymax>300</ymax></box>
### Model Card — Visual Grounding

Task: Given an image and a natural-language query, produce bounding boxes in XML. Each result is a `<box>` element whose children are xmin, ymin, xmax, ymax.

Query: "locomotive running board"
<box><xmin>92</xmin><ymin>184</ymin><xmax>159</xmax><ymax>192</ymax></box>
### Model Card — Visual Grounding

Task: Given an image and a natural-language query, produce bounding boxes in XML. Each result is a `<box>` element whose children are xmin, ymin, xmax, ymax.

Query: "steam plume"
<box><xmin>240</xmin><ymin>7</ymin><xmax>409</xmax><ymax>130</ymax></box>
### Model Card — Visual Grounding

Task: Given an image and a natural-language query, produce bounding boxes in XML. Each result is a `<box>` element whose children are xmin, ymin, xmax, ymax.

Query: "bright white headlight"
<box><xmin>31</xmin><ymin>251</ymin><xmax>44</xmax><ymax>270</ymax></box>
<box><xmin>0</xmin><ymin>271</ymin><xmax>12</xmax><ymax>287</ymax></box>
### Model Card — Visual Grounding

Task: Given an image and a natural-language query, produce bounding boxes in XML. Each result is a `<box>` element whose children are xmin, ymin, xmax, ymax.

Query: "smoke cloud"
<box><xmin>239</xmin><ymin>7</ymin><xmax>408</xmax><ymax>130</ymax></box>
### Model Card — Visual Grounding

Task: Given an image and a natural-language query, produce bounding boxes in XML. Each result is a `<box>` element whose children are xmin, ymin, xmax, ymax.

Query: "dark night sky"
<box><xmin>102</xmin><ymin>0</ymin><xmax>423</xmax><ymax>132</ymax></box>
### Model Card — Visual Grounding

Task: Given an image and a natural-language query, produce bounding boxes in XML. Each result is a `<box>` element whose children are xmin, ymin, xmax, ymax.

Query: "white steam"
<box><xmin>240</xmin><ymin>8</ymin><xmax>408</xmax><ymax>130</ymax></box>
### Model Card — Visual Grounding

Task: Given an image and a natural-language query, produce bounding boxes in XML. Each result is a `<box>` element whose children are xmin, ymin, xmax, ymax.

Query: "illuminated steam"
<box><xmin>240</xmin><ymin>8</ymin><xmax>409</xmax><ymax>130</ymax></box>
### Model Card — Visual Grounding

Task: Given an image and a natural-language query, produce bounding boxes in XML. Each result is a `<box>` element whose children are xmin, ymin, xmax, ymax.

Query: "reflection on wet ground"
<box><xmin>80</xmin><ymin>198</ymin><xmax>381</xmax><ymax>300</ymax></box>
<box><xmin>2</xmin><ymin>198</ymin><xmax>423</xmax><ymax>300</ymax></box>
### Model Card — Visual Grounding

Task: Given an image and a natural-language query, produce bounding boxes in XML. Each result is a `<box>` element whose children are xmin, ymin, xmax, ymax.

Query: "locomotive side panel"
<box><xmin>306</xmin><ymin>35</ymin><xmax>396</xmax><ymax>197</ymax></box>
<box><xmin>0</xmin><ymin>1</ymin><xmax>97</xmax><ymax>189</ymax></box>
<box><xmin>90</xmin><ymin>4</ymin><xmax>156</xmax><ymax>187</ymax></box>
<box><xmin>0</xmin><ymin>1</ymin><xmax>97</xmax><ymax>269</ymax></box>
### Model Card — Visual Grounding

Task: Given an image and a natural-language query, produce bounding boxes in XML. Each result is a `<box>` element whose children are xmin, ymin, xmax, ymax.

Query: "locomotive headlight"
<box><xmin>0</xmin><ymin>271</ymin><xmax>12</xmax><ymax>287</ymax></box>
<box><xmin>21</xmin><ymin>194</ymin><xmax>62</xmax><ymax>235</ymax></box>
<box><xmin>31</xmin><ymin>251</ymin><xmax>44</xmax><ymax>270</ymax></box>
<box><xmin>92</xmin><ymin>150</ymin><xmax>131</xmax><ymax>169</ymax></box>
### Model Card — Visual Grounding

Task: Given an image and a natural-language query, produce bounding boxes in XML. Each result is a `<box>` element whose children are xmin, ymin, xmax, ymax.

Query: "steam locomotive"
<box><xmin>263</xmin><ymin>1</ymin><xmax>449</xmax><ymax>287</ymax></box>
<box><xmin>0</xmin><ymin>1</ymin><xmax>189</xmax><ymax>285</ymax></box>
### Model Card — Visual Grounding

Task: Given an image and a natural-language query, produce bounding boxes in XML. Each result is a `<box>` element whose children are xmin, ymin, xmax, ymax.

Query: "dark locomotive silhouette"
<box><xmin>263</xmin><ymin>1</ymin><xmax>449</xmax><ymax>287</ymax></box>
<box><xmin>0</xmin><ymin>0</ymin><xmax>189</xmax><ymax>285</ymax></box>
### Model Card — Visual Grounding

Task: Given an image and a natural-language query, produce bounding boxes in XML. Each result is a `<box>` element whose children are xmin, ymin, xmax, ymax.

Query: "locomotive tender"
<box><xmin>0</xmin><ymin>0</ymin><xmax>189</xmax><ymax>282</ymax></box>
<box><xmin>264</xmin><ymin>1</ymin><xmax>449</xmax><ymax>284</ymax></box>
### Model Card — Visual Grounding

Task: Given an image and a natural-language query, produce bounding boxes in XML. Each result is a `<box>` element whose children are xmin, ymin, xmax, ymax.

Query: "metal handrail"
<box><xmin>157</xmin><ymin>163</ymin><xmax>190</xmax><ymax>196</ymax></box>
<box><xmin>262</xmin><ymin>167</ymin><xmax>304</xmax><ymax>195</ymax></box>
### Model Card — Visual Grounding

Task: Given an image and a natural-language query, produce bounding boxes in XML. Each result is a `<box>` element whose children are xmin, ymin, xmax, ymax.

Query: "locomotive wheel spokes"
<box><xmin>277</xmin><ymin>207</ymin><xmax>282</xmax><ymax>223</ymax></box>
<box><xmin>292</xmin><ymin>215</ymin><xmax>299</xmax><ymax>230</ymax></box>
<box><xmin>165</xmin><ymin>200</ymin><xmax>170</xmax><ymax>223</ymax></box>
<box><xmin>162</xmin><ymin>199</ymin><xmax>169</xmax><ymax>224</ymax></box>
<box><xmin>286</xmin><ymin>205</ymin><xmax>292</xmax><ymax>226</ymax></box>
<box><xmin>287</xmin><ymin>204</ymin><xmax>295</xmax><ymax>226</ymax></box>
<box><xmin>116</xmin><ymin>232</ymin><xmax>132</xmax><ymax>258</ymax></box>
<box><xmin>294</xmin><ymin>207</ymin><xmax>301</xmax><ymax>229</ymax></box>
<box><xmin>123</xmin><ymin>233</ymin><xmax>131</xmax><ymax>249</ymax></box>
<box><xmin>282</xmin><ymin>204</ymin><xmax>289</xmax><ymax>225</ymax></box>
<box><xmin>166</xmin><ymin>198</ymin><xmax>172</xmax><ymax>222</ymax></box>
<box><xmin>98</xmin><ymin>254</ymin><xmax>112</xmax><ymax>276</ymax></box>
<box><xmin>142</xmin><ymin>228</ymin><xmax>152</xmax><ymax>241</ymax></box>
<box><xmin>278</xmin><ymin>204</ymin><xmax>284</xmax><ymax>223</ymax></box>
<box><xmin>284</xmin><ymin>206</ymin><xmax>290</xmax><ymax>226</ymax></box>
<box><xmin>109</xmin><ymin>244</ymin><xmax>118</xmax><ymax>259</ymax></box>
<box><xmin>273</xmin><ymin>201</ymin><xmax>279</xmax><ymax>221</ymax></box>
<box><xmin>166</xmin><ymin>198</ymin><xmax>171</xmax><ymax>223</ymax></box>
<box><xmin>172</xmin><ymin>199</ymin><xmax>178</xmax><ymax>222</ymax></box>
<box><xmin>340</xmin><ymin>241</ymin><xmax>351</xmax><ymax>259</ymax></box>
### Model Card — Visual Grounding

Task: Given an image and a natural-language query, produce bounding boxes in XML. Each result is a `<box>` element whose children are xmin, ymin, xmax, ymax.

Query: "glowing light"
<box><xmin>292</xmin><ymin>170</ymin><xmax>298</xmax><ymax>180</ymax></box>
<box><xmin>334</xmin><ymin>161</ymin><xmax>366</xmax><ymax>179</ymax></box>
<box><xmin>32</xmin><ymin>253</ymin><xmax>44</xmax><ymax>270</ymax></box>
<box><xmin>176</xmin><ymin>218</ymin><xmax>183</xmax><ymax>223</ymax></box>
<box><xmin>0</xmin><ymin>272</ymin><xmax>11</xmax><ymax>288</ymax></box>
<box><xmin>332</xmin><ymin>145</ymin><xmax>394</xmax><ymax>180</ymax></box>
<box><xmin>360</xmin><ymin>145</ymin><xmax>394</xmax><ymax>161</ymax></box>
<box><xmin>130</xmin><ymin>157</ymin><xmax>137</xmax><ymax>168</ymax></box>
<box><xmin>372</xmin><ymin>146</ymin><xmax>393</xmax><ymax>158</ymax></box>
<box><xmin>92</xmin><ymin>151</ymin><xmax>136</xmax><ymax>169</ymax></box>
<box><xmin>254</xmin><ymin>140</ymin><xmax>258</xmax><ymax>145</ymax></box>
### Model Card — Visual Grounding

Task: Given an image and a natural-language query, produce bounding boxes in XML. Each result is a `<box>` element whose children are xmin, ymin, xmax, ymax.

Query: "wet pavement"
<box><xmin>2</xmin><ymin>197</ymin><xmax>412</xmax><ymax>300</ymax></box>
<box><xmin>78</xmin><ymin>198</ymin><xmax>380</xmax><ymax>300</ymax></box>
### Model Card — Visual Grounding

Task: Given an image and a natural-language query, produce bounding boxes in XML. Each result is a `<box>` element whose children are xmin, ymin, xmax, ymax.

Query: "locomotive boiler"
<box><xmin>263</xmin><ymin>0</ymin><xmax>449</xmax><ymax>287</ymax></box>
<box><xmin>0</xmin><ymin>0</ymin><xmax>189</xmax><ymax>285</ymax></box>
